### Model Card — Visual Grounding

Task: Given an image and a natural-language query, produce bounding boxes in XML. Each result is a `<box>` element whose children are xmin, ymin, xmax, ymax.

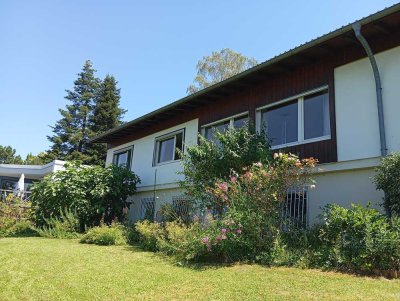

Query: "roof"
<box><xmin>91</xmin><ymin>3</ymin><xmax>400</xmax><ymax>144</ymax></box>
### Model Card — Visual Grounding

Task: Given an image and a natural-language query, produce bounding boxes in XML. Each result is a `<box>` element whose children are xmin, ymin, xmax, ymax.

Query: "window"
<box><xmin>203</xmin><ymin>113</ymin><xmax>249</xmax><ymax>141</ymax></box>
<box><xmin>140</xmin><ymin>197</ymin><xmax>155</xmax><ymax>220</ymax></box>
<box><xmin>172</xmin><ymin>196</ymin><xmax>191</xmax><ymax>223</ymax></box>
<box><xmin>154</xmin><ymin>129</ymin><xmax>184</xmax><ymax>165</ymax></box>
<box><xmin>304</xmin><ymin>91</ymin><xmax>330</xmax><ymax>140</ymax></box>
<box><xmin>262</xmin><ymin>101</ymin><xmax>298</xmax><ymax>147</ymax></box>
<box><xmin>280</xmin><ymin>187</ymin><xmax>308</xmax><ymax>229</ymax></box>
<box><xmin>113</xmin><ymin>147</ymin><xmax>133</xmax><ymax>169</ymax></box>
<box><xmin>259</xmin><ymin>88</ymin><xmax>330</xmax><ymax>148</ymax></box>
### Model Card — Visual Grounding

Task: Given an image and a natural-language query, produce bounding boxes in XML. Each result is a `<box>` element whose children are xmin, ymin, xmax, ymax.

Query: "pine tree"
<box><xmin>86</xmin><ymin>75</ymin><xmax>126</xmax><ymax>165</ymax></box>
<box><xmin>47</xmin><ymin>60</ymin><xmax>100</xmax><ymax>163</ymax></box>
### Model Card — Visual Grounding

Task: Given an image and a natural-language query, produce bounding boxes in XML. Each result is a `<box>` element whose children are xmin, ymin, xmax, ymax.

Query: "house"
<box><xmin>90</xmin><ymin>4</ymin><xmax>400</xmax><ymax>225</ymax></box>
<box><xmin>0</xmin><ymin>160</ymin><xmax>65</xmax><ymax>199</ymax></box>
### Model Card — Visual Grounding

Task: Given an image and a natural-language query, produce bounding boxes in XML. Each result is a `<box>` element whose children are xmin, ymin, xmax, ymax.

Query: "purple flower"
<box><xmin>236</xmin><ymin>229</ymin><xmax>242</xmax><ymax>234</ymax></box>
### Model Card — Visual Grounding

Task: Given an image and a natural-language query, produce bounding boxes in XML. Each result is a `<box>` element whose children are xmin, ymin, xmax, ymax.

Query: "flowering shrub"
<box><xmin>210</xmin><ymin>153</ymin><xmax>317</xmax><ymax>216</ymax></box>
<box><xmin>180</xmin><ymin>125</ymin><xmax>272</xmax><ymax>210</ymax></box>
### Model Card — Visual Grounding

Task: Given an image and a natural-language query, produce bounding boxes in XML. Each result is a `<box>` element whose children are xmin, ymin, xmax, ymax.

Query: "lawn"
<box><xmin>0</xmin><ymin>238</ymin><xmax>399</xmax><ymax>301</ymax></box>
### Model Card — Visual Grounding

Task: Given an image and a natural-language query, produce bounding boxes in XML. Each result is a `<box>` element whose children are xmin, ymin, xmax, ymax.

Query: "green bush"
<box><xmin>180</xmin><ymin>125</ymin><xmax>272</xmax><ymax>210</ymax></box>
<box><xmin>38</xmin><ymin>209</ymin><xmax>80</xmax><ymax>239</ymax></box>
<box><xmin>135</xmin><ymin>220</ymin><xmax>164</xmax><ymax>251</ymax></box>
<box><xmin>374</xmin><ymin>153</ymin><xmax>400</xmax><ymax>216</ymax></box>
<box><xmin>30</xmin><ymin>162</ymin><xmax>140</xmax><ymax>229</ymax></box>
<box><xmin>319</xmin><ymin>204</ymin><xmax>400</xmax><ymax>272</ymax></box>
<box><xmin>6</xmin><ymin>220</ymin><xmax>38</xmax><ymax>237</ymax></box>
<box><xmin>80</xmin><ymin>223</ymin><xmax>127</xmax><ymax>246</ymax></box>
<box><xmin>0</xmin><ymin>194</ymin><xmax>35</xmax><ymax>237</ymax></box>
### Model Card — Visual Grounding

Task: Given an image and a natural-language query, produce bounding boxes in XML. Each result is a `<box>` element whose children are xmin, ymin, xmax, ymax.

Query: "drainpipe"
<box><xmin>353</xmin><ymin>23</ymin><xmax>390</xmax><ymax>216</ymax></box>
<box><xmin>352</xmin><ymin>22</ymin><xmax>387</xmax><ymax>157</ymax></box>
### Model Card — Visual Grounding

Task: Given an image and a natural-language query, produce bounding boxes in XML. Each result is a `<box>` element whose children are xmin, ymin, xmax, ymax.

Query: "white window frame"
<box><xmin>112</xmin><ymin>146</ymin><xmax>134</xmax><ymax>170</ymax></box>
<box><xmin>201</xmin><ymin>111</ymin><xmax>249</xmax><ymax>136</ymax></box>
<box><xmin>153</xmin><ymin>129</ymin><xmax>185</xmax><ymax>166</ymax></box>
<box><xmin>256</xmin><ymin>86</ymin><xmax>330</xmax><ymax>149</ymax></box>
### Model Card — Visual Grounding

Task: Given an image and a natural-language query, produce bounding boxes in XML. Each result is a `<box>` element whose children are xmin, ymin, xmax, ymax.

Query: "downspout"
<box><xmin>353</xmin><ymin>23</ymin><xmax>390</xmax><ymax>217</ymax></box>
<box><xmin>352</xmin><ymin>22</ymin><xmax>387</xmax><ymax>157</ymax></box>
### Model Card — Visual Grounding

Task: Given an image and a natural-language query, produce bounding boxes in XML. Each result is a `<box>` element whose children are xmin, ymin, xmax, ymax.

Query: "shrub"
<box><xmin>80</xmin><ymin>223</ymin><xmax>127</xmax><ymax>246</ymax></box>
<box><xmin>30</xmin><ymin>162</ymin><xmax>140</xmax><ymax>229</ymax></box>
<box><xmin>180</xmin><ymin>125</ymin><xmax>272</xmax><ymax>210</ymax></box>
<box><xmin>374</xmin><ymin>153</ymin><xmax>400</xmax><ymax>216</ymax></box>
<box><xmin>135</xmin><ymin>220</ymin><xmax>164</xmax><ymax>251</ymax></box>
<box><xmin>6</xmin><ymin>220</ymin><xmax>38</xmax><ymax>237</ymax></box>
<box><xmin>0</xmin><ymin>194</ymin><xmax>35</xmax><ymax>237</ymax></box>
<box><xmin>38</xmin><ymin>209</ymin><xmax>80</xmax><ymax>239</ymax></box>
<box><xmin>319</xmin><ymin>204</ymin><xmax>400</xmax><ymax>272</ymax></box>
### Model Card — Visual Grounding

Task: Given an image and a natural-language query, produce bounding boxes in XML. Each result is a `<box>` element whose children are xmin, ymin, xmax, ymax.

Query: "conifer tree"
<box><xmin>86</xmin><ymin>75</ymin><xmax>126</xmax><ymax>165</ymax></box>
<box><xmin>47</xmin><ymin>60</ymin><xmax>100</xmax><ymax>163</ymax></box>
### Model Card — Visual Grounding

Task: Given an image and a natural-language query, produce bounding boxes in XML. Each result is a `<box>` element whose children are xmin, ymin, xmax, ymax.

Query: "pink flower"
<box><xmin>243</xmin><ymin>172</ymin><xmax>253</xmax><ymax>180</ymax></box>
<box><xmin>216</xmin><ymin>235</ymin><xmax>223</xmax><ymax>241</ymax></box>
<box><xmin>218</xmin><ymin>182</ymin><xmax>228</xmax><ymax>192</ymax></box>
<box><xmin>230</xmin><ymin>176</ymin><xmax>237</xmax><ymax>183</ymax></box>
<box><xmin>221</xmin><ymin>235</ymin><xmax>227</xmax><ymax>240</ymax></box>
<box><xmin>221</xmin><ymin>228</ymin><xmax>227</xmax><ymax>234</ymax></box>
<box><xmin>236</xmin><ymin>229</ymin><xmax>242</xmax><ymax>234</ymax></box>
<box><xmin>201</xmin><ymin>236</ymin><xmax>209</xmax><ymax>244</ymax></box>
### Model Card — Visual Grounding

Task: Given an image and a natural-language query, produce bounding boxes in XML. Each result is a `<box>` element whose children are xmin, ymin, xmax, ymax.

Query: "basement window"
<box><xmin>113</xmin><ymin>147</ymin><xmax>133</xmax><ymax>170</ymax></box>
<box><xmin>154</xmin><ymin>129</ymin><xmax>185</xmax><ymax>165</ymax></box>
<box><xmin>258</xmin><ymin>87</ymin><xmax>330</xmax><ymax>149</ymax></box>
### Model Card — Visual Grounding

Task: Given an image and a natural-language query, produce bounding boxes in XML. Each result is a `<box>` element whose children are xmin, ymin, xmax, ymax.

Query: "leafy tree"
<box><xmin>374</xmin><ymin>153</ymin><xmax>400</xmax><ymax>216</ymax></box>
<box><xmin>86</xmin><ymin>75</ymin><xmax>126</xmax><ymax>166</ymax></box>
<box><xmin>0</xmin><ymin>145</ymin><xmax>23</xmax><ymax>164</ymax></box>
<box><xmin>30</xmin><ymin>162</ymin><xmax>141</xmax><ymax>229</ymax></box>
<box><xmin>47</xmin><ymin>60</ymin><xmax>101</xmax><ymax>164</ymax></box>
<box><xmin>187</xmin><ymin>48</ymin><xmax>258</xmax><ymax>94</ymax></box>
<box><xmin>180</xmin><ymin>125</ymin><xmax>272</xmax><ymax>208</ymax></box>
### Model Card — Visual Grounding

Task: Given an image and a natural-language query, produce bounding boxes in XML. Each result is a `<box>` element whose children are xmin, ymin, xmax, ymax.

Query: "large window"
<box><xmin>203</xmin><ymin>113</ymin><xmax>249</xmax><ymax>141</ymax></box>
<box><xmin>154</xmin><ymin>129</ymin><xmax>184</xmax><ymax>165</ymax></box>
<box><xmin>113</xmin><ymin>147</ymin><xmax>133</xmax><ymax>170</ymax></box>
<box><xmin>259</xmin><ymin>88</ymin><xmax>330</xmax><ymax>148</ymax></box>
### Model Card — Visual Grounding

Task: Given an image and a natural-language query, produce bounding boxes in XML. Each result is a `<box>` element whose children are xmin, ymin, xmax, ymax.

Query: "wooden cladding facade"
<box><xmin>108</xmin><ymin>13</ymin><xmax>400</xmax><ymax>164</ymax></box>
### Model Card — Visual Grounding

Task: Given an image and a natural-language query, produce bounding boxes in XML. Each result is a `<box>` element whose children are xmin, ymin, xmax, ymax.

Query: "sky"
<box><xmin>0</xmin><ymin>0</ymin><xmax>398</xmax><ymax>158</ymax></box>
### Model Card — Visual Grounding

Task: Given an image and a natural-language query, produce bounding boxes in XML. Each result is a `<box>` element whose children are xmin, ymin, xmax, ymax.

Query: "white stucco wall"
<box><xmin>106</xmin><ymin>119</ymin><xmax>199</xmax><ymax>191</ymax></box>
<box><xmin>335</xmin><ymin>46</ymin><xmax>400</xmax><ymax>162</ymax></box>
<box><xmin>308</xmin><ymin>166</ymin><xmax>384</xmax><ymax>224</ymax></box>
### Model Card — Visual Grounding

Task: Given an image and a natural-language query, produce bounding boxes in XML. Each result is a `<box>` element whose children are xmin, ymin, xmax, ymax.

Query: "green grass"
<box><xmin>0</xmin><ymin>238</ymin><xmax>399</xmax><ymax>301</ymax></box>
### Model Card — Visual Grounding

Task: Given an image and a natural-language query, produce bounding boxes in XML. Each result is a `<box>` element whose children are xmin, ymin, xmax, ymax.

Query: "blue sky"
<box><xmin>0</xmin><ymin>0</ymin><xmax>397</xmax><ymax>158</ymax></box>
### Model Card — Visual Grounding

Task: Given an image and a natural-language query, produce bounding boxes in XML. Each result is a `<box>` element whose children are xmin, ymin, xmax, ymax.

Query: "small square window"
<box><xmin>204</xmin><ymin>121</ymin><xmax>230</xmax><ymax>141</ymax></box>
<box><xmin>233</xmin><ymin>115</ymin><xmax>249</xmax><ymax>128</ymax></box>
<box><xmin>154</xmin><ymin>130</ymin><xmax>184</xmax><ymax>165</ymax></box>
<box><xmin>113</xmin><ymin>147</ymin><xmax>133</xmax><ymax>170</ymax></box>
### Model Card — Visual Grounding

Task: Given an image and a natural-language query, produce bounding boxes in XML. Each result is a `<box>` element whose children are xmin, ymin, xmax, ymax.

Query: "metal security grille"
<box><xmin>172</xmin><ymin>196</ymin><xmax>191</xmax><ymax>223</ymax></box>
<box><xmin>280</xmin><ymin>187</ymin><xmax>308</xmax><ymax>229</ymax></box>
<box><xmin>140</xmin><ymin>198</ymin><xmax>155</xmax><ymax>220</ymax></box>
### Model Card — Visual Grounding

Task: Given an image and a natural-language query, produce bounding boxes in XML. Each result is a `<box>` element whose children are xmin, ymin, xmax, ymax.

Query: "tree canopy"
<box><xmin>47</xmin><ymin>61</ymin><xmax>126</xmax><ymax>165</ymax></box>
<box><xmin>0</xmin><ymin>145</ymin><xmax>23</xmax><ymax>164</ymax></box>
<box><xmin>187</xmin><ymin>48</ymin><xmax>258</xmax><ymax>94</ymax></box>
